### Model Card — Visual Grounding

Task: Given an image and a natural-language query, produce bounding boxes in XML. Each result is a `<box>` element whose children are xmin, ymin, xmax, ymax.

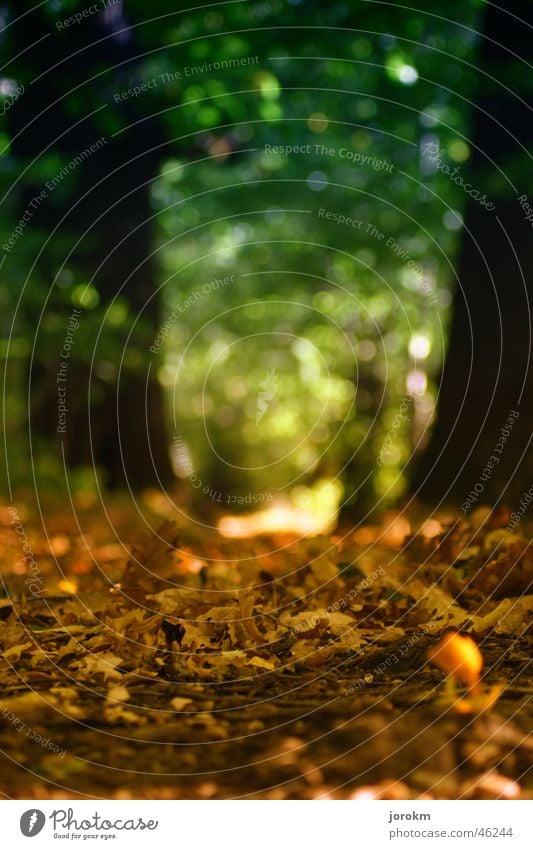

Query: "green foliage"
<box><xmin>0</xmin><ymin>0</ymin><xmax>494</xmax><ymax>509</ymax></box>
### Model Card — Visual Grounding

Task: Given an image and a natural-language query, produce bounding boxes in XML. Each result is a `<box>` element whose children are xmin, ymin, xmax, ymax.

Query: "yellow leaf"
<box><xmin>170</xmin><ymin>697</ymin><xmax>193</xmax><ymax>711</ymax></box>
<box><xmin>3</xmin><ymin>642</ymin><xmax>32</xmax><ymax>661</ymax></box>
<box><xmin>248</xmin><ymin>656</ymin><xmax>276</xmax><ymax>670</ymax></box>
<box><xmin>107</xmin><ymin>685</ymin><xmax>130</xmax><ymax>702</ymax></box>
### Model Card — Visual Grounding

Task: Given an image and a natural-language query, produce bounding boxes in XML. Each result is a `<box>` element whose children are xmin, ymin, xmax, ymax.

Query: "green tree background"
<box><xmin>2</xmin><ymin>0</ymin><xmax>524</xmax><ymax>520</ymax></box>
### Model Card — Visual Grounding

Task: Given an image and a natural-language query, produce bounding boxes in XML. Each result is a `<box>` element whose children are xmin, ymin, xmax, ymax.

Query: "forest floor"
<box><xmin>0</xmin><ymin>494</ymin><xmax>531</xmax><ymax>800</ymax></box>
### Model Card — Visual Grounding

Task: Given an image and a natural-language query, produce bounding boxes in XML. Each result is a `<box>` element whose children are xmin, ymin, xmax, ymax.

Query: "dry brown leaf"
<box><xmin>406</xmin><ymin>579</ymin><xmax>468</xmax><ymax>626</ymax></box>
<box><xmin>475</xmin><ymin>596</ymin><xmax>533</xmax><ymax>636</ymax></box>
<box><xmin>239</xmin><ymin>590</ymin><xmax>264</xmax><ymax>642</ymax></box>
<box><xmin>77</xmin><ymin>652</ymin><xmax>124</xmax><ymax>681</ymax></box>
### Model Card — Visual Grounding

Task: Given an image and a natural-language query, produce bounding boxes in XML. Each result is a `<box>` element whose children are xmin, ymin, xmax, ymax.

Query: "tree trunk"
<box><xmin>412</xmin><ymin>1</ymin><xmax>533</xmax><ymax>509</ymax></box>
<box><xmin>8</xmin><ymin>2</ymin><xmax>174</xmax><ymax>489</ymax></box>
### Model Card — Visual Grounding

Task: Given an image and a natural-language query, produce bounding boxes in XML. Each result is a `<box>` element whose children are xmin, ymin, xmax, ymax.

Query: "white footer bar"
<box><xmin>3</xmin><ymin>800</ymin><xmax>531</xmax><ymax>848</ymax></box>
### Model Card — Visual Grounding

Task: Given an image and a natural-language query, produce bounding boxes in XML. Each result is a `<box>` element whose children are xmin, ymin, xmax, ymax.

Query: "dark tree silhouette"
<box><xmin>413</xmin><ymin>0</ymin><xmax>533</xmax><ymax>508</ymax></box>
<box><xmin>7</xmin><ymin>1</ymin><xmax>174</xmax><ymax>488</ymax></box>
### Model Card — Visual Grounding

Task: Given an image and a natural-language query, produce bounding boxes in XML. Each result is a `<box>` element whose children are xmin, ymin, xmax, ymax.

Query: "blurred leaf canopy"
<box><xmin>0</xmin><ymin>0</ymin><xmax>491</xmax><ymax>511</ymax></box>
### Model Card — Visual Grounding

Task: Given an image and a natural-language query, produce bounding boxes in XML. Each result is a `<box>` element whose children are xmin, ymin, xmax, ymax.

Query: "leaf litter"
<box><xmin>0</xmin><ymin>499</ymin><xmax>531</xmax><ymax>799</ymax></box>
